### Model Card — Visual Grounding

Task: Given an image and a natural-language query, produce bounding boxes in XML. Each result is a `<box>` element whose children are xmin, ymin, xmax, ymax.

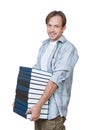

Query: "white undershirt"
<box><xmin>41</xmin><ymin>41</ymin><xmax>57</xmax><ymax>71</ymax></box>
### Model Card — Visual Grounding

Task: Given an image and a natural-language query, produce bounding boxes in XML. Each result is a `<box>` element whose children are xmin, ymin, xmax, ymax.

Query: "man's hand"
<box><xmin>26</xmin><ymin>104</ymin><xmax>41</xmax><ymax>121</ymax></box>
<box><xmin>26</xmin><ymin>80</ymin><xmax>57</xmax><ymax>121</ymax></box>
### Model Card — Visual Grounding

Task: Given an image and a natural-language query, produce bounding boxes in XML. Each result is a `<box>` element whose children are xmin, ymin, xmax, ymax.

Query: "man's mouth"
<box><xmin>50</xmin><ymin>32</ymin><xmax>56</xmax><ymax>37</ymax></box>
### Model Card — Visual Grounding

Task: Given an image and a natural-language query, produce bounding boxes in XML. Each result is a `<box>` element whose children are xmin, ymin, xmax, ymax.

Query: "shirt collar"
<box><xmin>57</xmin><ymin>35</ymin><xmax>67</xmax><ymax>43</ymax></box>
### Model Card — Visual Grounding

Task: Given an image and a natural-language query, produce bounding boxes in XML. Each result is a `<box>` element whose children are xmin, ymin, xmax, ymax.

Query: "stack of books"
<box><xmin>13</xmin><ymin>66</ymin><xmax>52</xmax><ymax>119</ymax></box>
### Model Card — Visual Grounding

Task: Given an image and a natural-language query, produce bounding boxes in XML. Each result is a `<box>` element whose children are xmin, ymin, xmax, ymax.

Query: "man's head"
<box><xmin>45</xmin><ymin>10</ymin><xmax>67</xmax><ymax>41</ymax></box>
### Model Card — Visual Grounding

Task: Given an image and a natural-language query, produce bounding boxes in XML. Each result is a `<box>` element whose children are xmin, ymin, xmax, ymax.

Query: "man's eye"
<box><xmin>55</xmin><ymin>25</ymin><xmax>62</xmax><ymax>28</ymax></box>
<box><xmin>47</xmin><ymin>24</ymin><xmax>51</xmax><ymax>27</ymax></box>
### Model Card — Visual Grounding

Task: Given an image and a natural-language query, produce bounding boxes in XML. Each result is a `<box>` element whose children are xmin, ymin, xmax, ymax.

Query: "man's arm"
<box><xmin>26</xmin><ymin>80</ymin><xmax>57</xmax><ymax>121</ymax></box>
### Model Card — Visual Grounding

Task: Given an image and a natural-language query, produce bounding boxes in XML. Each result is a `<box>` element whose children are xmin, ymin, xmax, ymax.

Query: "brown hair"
<box><xmin>45</xmin><ymin>10</ymin><xmax>67</xmax><ymax>27</ymax></box>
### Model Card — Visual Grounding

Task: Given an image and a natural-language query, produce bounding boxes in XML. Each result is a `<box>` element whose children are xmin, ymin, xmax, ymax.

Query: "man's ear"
<box><xmin>62</xmin><ymin>25</ymin><xmax>66</xmax><ymax>33</ymax></box>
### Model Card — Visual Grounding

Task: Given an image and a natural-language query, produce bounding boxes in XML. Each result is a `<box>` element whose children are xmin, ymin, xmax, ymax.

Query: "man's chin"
<box><xmin>50</xmin><ymin>38</ymin><xmax>58</xmax><ymax>41</ymax></box>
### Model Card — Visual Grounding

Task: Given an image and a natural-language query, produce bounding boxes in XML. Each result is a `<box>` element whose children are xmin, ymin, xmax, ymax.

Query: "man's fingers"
<box><xmin>25</xmin><ymin>109</ymin><xmax>31</xmax><ymax>114</ymax></box>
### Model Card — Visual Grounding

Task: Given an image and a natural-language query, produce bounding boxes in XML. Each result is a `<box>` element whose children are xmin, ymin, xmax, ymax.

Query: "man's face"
<box><xmin>47</xmin><ymin>15</ymin><xmax>66</xmax><ymax>41</ymax></box>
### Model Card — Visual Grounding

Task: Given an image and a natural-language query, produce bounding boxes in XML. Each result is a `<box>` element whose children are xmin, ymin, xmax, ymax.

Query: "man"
<box><xmin>26</xmin><ymin>10</ymin><xmax>79</xmax><ymax>130</ymax></box>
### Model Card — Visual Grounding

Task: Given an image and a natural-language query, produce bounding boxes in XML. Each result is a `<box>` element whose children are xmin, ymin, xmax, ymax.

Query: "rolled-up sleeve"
<box><xmin>50</xmin><ymin>44</ymin><xmax>79</xmax><ymax>86</ymax></box>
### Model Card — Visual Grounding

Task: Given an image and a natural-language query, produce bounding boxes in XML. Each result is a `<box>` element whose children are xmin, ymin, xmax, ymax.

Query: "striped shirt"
<box><xmin>33</xmin><ymin>35</ymin><xmax>79</xmax><ymax>120</ymax></box>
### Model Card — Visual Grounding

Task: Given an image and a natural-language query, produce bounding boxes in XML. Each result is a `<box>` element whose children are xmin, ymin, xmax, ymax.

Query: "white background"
<box><xmin>0</xmin><ymin>0</ymin><xmax>87</xmax><ymax>129</ymax></box>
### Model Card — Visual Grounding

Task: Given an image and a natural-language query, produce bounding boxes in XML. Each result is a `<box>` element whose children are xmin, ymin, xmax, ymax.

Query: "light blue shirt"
<box><xmin>33</xmin><ymin>35</ymin><xmax>79</xmax><ymax>120</ymax></box>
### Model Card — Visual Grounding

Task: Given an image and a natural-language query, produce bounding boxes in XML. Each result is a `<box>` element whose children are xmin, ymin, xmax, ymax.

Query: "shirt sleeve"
<box><xmin>50</xmin><ymin>44</ymin><xmax>79</xmax><ymax>86</ymax></box>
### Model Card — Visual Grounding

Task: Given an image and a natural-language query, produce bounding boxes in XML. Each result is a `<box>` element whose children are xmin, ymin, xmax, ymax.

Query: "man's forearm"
<box><xmin>36</xmin><ymin>80</ymin><xmax>58</xmax><ymax>108</ymax></box>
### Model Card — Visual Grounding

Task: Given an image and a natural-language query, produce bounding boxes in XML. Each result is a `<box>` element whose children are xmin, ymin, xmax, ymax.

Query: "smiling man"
<box><xmin>26</xmin><ymin>10</ymin><xmax>79</xmax><ymax>130</ymax></box>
